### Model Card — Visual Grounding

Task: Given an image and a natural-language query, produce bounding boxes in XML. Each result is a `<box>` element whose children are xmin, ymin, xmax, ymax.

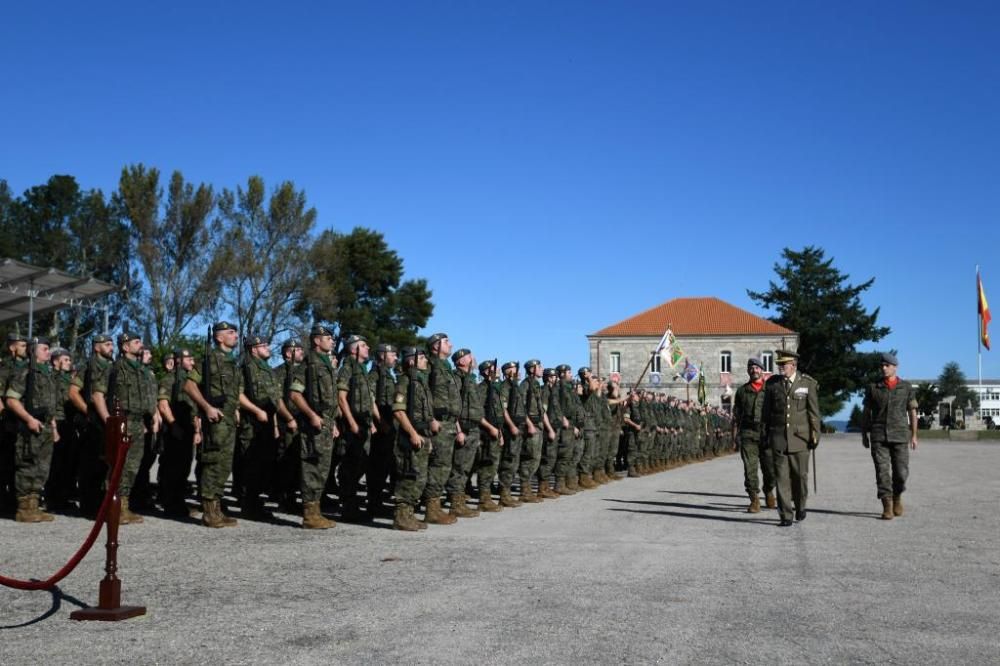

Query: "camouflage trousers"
<box><xmin>626</xmin><ymin>429</ymin><xmax>643</xmax><ymax>467</ymax></box>
<box><xmin>518</xmin><ymin>427</ymin><xmax>543</xmax><ymax>481</ymax></box>
<box><xmin>339</xmin><ymin>424</ymin><xmax>372</xmax><ymax>510</ymax></box>
<box><xmin>446</xmin><ymin>427</ymin><xmax>480</xmax><ymax>496</ymax></box>
<box><xmin>118</xmin><ymin>416</ymin><xmax>149</xmax><ymax>498</ymax></box>
<box><xmin>498</xmin><ymin>427</ymin><xmax>523</xmax><ymax>489</ymax></box>
<box><xmin>537</xmin><ymin>429</ymin><xmax>559</xmax><ymax>483</ymax></box>
<box><xmin>199</xmin><ymin>414</ymin><xmax>237</xmax><ymax>502</ymax></box>
<box><xmin>14</xmin><ymin>424</ymin><xmax>54</xmax><ymax>497</ymax></box>
<box><xmin>554</xmin><ymin>428</ymin><xmax>577</xmax><ymax>480</ymax></box>
<box><xmin>578</xmin><ymin>429</ymin><xmax>598</xmax><ymax>475</ymax></box>
<box><xmin>739</xmin><ymin>436</ymin><xmax>775</xmax><ymax>496</ymax></box>
<box><xmin>299</xmin><ymin>417</ymin><xmax>334</xmax><ymax>503</ymax></box>
<box><xmin>423</xmin><ymin>421</ymin><xmax>456</xmax><ymax>501</ymax></box>
<box><xmin>474</xmin><ymin>429</ymin><xmax>502</xmax><ymax>492</ymax></box>
<box><xmin>870</xmin><ymin>440</ymin><xmax>909</xmax><ymax>498</ymax></box>
<box><xmin>393</xmin><ymin>430</ymin><xmax>430</xmax><ymax>508</ymax></box>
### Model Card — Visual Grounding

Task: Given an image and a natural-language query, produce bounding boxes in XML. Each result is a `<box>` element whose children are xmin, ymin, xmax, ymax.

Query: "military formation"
<box><xmin>2</xmin><ymin>322</ymin><xmax>919</xmax><ymax>530</ymax></box>
<box><xmin>0</xmin><ymin>326</ymin><xmax>744</xmax><ymax>531</ymax></box>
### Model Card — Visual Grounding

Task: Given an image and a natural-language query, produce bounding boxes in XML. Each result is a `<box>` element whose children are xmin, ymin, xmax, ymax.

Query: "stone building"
<box><xmin>587</xmin><ymin>297</ymin><xmax>798</xmax><ymax>410</ymax></box>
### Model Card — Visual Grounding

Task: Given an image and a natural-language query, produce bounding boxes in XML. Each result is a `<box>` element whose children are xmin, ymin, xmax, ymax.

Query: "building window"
<box><xmin>761</xmin><ymin>352</ymin><xmax>774</xmax><ymax>373</ymax></box>
<box><xmin>650</xmin><ymin>351</ymin><xmax>661</xmax><ymax>373</ymax></box>
<box><xmin>720</xmin><ymin>351</ymin><xmax>732</xmax><ymax>374</ymax></box>
<box><xmin>609</xmin><ymin>352</ymin><xmax>621</xmax><ymax>374</ymax></box>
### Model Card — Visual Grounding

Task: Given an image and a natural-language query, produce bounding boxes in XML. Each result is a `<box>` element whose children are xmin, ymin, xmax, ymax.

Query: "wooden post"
<box><xmin>71</xmin><ymin>399</ymin><xmax>146</xmax><ymax>622</ymax></box>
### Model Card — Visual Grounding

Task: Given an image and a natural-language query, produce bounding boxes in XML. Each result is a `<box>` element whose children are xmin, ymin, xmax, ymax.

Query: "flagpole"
<box><xmin>978</xmin><ymin>265</ymin><xmax>983</xmax><ymax>391</ymax></box>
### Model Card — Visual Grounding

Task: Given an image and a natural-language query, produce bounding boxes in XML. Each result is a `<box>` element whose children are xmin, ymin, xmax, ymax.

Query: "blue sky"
<box><xmin>2</xmin><ymin>2</ymin><xmax>999</xmax><ymax>415</ymax></box>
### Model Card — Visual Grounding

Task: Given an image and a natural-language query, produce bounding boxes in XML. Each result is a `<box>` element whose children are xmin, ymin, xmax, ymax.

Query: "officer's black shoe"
<box><xmin>795</xmin><ymin>509</ymin><xmax>807</xmax><ymax>521</ymax></box>
<box><xmin>778</xmin><ymin>518</ymin><xmax>793</xmax><ymax>527</ymax></box>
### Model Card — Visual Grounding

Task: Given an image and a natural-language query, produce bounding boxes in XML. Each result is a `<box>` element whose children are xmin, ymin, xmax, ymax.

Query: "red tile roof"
<box><xmin>592</xmin><ymin>297</ymin><xmax>795</xmax><ymax>337</ymax></box>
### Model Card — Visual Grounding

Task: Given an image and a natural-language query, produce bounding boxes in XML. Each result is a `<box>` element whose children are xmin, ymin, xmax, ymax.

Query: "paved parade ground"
<box><xmin>2</xmin><ymin>434</ymin><xmax>998</xmax><ymax>665</ymax></box>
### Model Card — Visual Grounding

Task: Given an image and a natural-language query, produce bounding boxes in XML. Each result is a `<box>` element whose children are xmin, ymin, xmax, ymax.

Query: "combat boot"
<box><xmin>30</xmin><ymin>495</ymin><xmax>55</xmax><ymax>522</ymax></box>
<box><xmin>15</xmin><ymin>496</ymin><xmax>41</xmax><ymax>523</ymax></box>
<box><xmin>627</xmin><ymin>465</ymin><xmax>640</xmax><ymax>478</ymax></box>
<box><xmin>880</xmin><ymin>497</ymin><xmax>894</xmax><ymax>520</ymax></box>
<box><xmin>765</xmin><ymin>492</ymin><xmax>777</xmax><ymax>509</ymax></box>
<box><xmin>747</xmin><ymin>494</ymin><xmax>761</xmax><ymax>514</ymax></box>
<box><xmin>593</xmin><ymin>469</ymin><xmax>608</xmax><ymax>484</ymax></box>
<box><xmin>578</xmin><ymin>473</ymin><xmax>597</xmax><ymax>489</ymax></box>
<box><xmin>519</xmin><ymin>479</ymin><xmax>542</xmax><ymax>503</ymax></box>
<box><xmin>393</xmin><ymin>503</ymin><xmax>422</xmax><ymax>531</ymax></box>
<box><xmin>555</xmin><ymin>477</ymin><xmax>576</xmax><ymax>495</ymax></box>
<box><xmin>892</xmin><ymin>495</ymin><xmax>904</xmax><ymax>517</ymax></box>
<box><xmin>567</xmin><ymin>475</ymin><xmax>580</xmax><ymax>491</ymax></box>
<box><xmin>499</xmin><ymin>487</ymin><xmax>522</xmax><ymax>508</ymax></box>
<box><xmin>423</xmin><ymin>497</ymin><xmax>457</xmax><ymax>525</ymax></box>
<box><xmin>201</xmin><ymin>499</ymin><xmax>226</xmax><ymax>528</ymax></box>
<box><xmin>302</xmin><ymin>500</ymin><xmax>336</xmax><ymax>529</ymax></box>
<box><xmin>119</xmin><ymin>496</ymin><xmax>144</xmax><ymax>525</ymax></box>
<box><xmin>449</xmin><ymin>493</ymin><xmax>480</xmax><ymax>518</ymax></box>
<box><xmin>538</xmin><ymin>479</ymin><xmax>560</xmax><ymax>499</ymax></box>
<box><xmin>478</xmin><ymin>486</ymin><xmax>502</xmax><ymax>512</ymax></box>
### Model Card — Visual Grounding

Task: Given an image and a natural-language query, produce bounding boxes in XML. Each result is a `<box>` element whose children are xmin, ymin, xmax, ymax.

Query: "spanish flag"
<box><xmin>979</xmin><ymin>270</ymin><xmax>991</xmax><ymax>350</ymax></box>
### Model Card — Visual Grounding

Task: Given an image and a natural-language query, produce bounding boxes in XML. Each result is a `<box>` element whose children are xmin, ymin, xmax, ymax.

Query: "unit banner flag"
<box><xmin>979</xmin><ymin>270</ymin><xmax>991</xmax><ymax>351</ymax></box>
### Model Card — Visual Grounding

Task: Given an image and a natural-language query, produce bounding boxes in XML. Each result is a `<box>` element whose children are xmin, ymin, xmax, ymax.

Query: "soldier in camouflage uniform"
<box><xmin>577</xmin><ymin>370</ymin><xmax>602</xmax><ymax>488</ymax></box>
<box><xmin>44</xmin><ymin>348</ymin><xmax>79</xmax><ymax>512</ymax></box>
<box><xmin>498</xmin><ymin>361</ymin><xmax>525</xmax><ymax>507</ymax></box>
<box><xmin>391</xmin><ymin>346</ymin><xmax>431</xmax><ymax>531</ymax></box>
<box><xmin>368</xmin><ymin>343</ymin><xmax>398</xmax><ymax>519</ymax></box>
<box><xmin>519</xmin><ymin>359</ymin><xmax>546</xmax><ymax>501</ymax></box>
<box><xmin>862</xmin><ymin>352</ymin><xmax>918</xmax><ymax>521</ymax></box>
<box><xmin>4</xmin><ymin>337</ymin><xmax>60</xmax><ymax>522</ymax></box>
<box><xmin>287</xmin><ymin>325</ymin><xmax>339</xmax><ymax>530</ymax></box>
<box><xmin>556</xmin><ymin>364</ymin><xmax>584</xmax><ymax>492</ymax></box>
<box><xmin>623</xmin><ymin>391</ymin><xmax>644</xmax><ymax>477</ymax></box>
<box><xmin>447</xmin><ymin>348</ymin><xmax>481</xmax><ymax>518</ymax></box>
<box><xmin>69</xmin><ymin>334</ymin><xmax>114</xmax><ymax>517</ymax></box>
<box><xmin>603</xmin><ymin>379</ymin><xmax>624</xmax><ymax>480</ymax></box>
<box><xmin>1</xmin><ymin>333</ymin><xmax>29</xmax><ymax>513</ymax></box>
<box><xmin>474</xmin><ymin>359</ymin><xmax>504</xmax><ymax>511</ymax></box>
<box><xmin>184</xmin><ymin>321</ymin><xmax>246</xmax><ymax>528</ymax></box>
<box><xmin>337</xmin><ymin>334</ymin><xmax>378</xmax><ymax>522</ymax></box>
<box><xmin>239</xmin><ymin>334</ymin><xmax>294</xmax><ymax>520</ymax></box>
<box><xmin>423</xmin><ymin>333</ymin><xmax>460</xmax><ymax>525</ymax></box>
<box><xmin>157</xmin><ymin>348</ymin><xmax>200</xmax><ymax>517</ymax></box>
<box><xmin>274</xmin><ymin>339</ymin><xmax>303</xmax><ymax>511</ymax></box>
<box><xmin>732</xmin><ymin>358</ymin><xmax>777</xmax><ymax>513</ymax></box>
<box><xmin>536</xmin><ymin>368</ymin><xmax>561</xmax><ymax>498</ymax></box>
<box><xmin>91</xmin><ymin>332</ymin><xmax>160</xmax><ymax>525</ymax></box>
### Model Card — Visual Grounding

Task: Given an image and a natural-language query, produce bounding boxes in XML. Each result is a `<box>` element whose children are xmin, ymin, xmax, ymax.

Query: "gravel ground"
<box><xmin>1</xmin><ymin>434</ymin><xmax>998</xmax><ymax>665</ymax></box>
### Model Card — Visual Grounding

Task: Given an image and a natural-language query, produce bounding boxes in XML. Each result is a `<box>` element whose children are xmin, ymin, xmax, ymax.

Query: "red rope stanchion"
<box><xmin>1</xmin><ymin>399</ymin><xmax>147</xmax><ymax>622</ymax></box>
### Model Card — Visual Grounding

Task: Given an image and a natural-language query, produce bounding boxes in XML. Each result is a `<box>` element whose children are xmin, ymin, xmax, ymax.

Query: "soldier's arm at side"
<box><xmin>276</xmin><ymin>398</ymin><xmax>296</xmax><ymax>428</ymax></box>
<box><xmin>91</xmin><ymin>391</ymin><xmax>111</xmax><ymax>424</ymax></box>
<box><xmin>158</xmin><ymin>398</ymin><xmax>176</xmax><ymax>425</ymax></box>
<box><xmin>4</xmin><ymin>396</ymin><xmax>42</xmax><ymax>432</ymax></box>
<box><xmin>290</xmin><ymin>391</ymin><xmax>321</xmax><ymax>429</ymax></box>
<box><xmin>860</xmin><ymin>386</ymin><xmax>872</xmax><ymax>448</ymax></box>
<box><xmin>393</xmin><ymin>408</ymin><xmax>423</xmax><ymax>448</ymax></box>
<box><xmin>239</xmin><ymin>392</ymin><xmax>268</xmax><ymax>422</ymax></box>
<box><xmin>907</xmin><ymin>385</ymin><xmax>919</xmax><ymax>449</ymax></box>
<box><xmin>183</xmin><ymin>379</ymin><xmax>221</xmax><ymax>422</ymax></box>
<box><xmin>337</xmin><ymin>389</ymin><xmax>359</xmax><ymax>434</ymax></box>
<box><xmin>68</xmin><ymin>383</ymin><xmax>88</xmax><ymax>415</ymax></box>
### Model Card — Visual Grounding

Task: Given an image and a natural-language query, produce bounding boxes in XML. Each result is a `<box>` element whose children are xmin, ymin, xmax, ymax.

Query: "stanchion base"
<box><xmin>70</xmin><ymin>605</ymin><xmax>146</xmax><ymax>622</ymax></box>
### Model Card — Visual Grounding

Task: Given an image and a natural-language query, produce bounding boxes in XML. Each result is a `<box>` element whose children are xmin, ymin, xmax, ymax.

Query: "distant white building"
<box><xmin>911</xmin><ymin>378</ymin><xmax>1000</xmax><ymax>428</ymax></box>
<box><xmin>586</xmin><ymin>297</ymin><xmax>798</xmax><ymax>409</ymax></box>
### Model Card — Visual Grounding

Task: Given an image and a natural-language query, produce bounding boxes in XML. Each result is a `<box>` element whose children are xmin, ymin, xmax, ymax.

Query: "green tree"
<box><xmin>117</xmin><ymin>165</ymin><xmax>222</xmax><ymax>348</ymax></box>
<box><xmin>213</xmin><ymin>176</ymin><xmax>316</xmax><ymax>339</ymax></box>
<box><xmin>1</xmin><ymin>175</ymin><xmax>131</xmax><ymax>354</ymax></box>
<box><xmin>847</xmin><ymin>404</ymin><xmax>864</xmax><ymax>430</ymax></box>
<box><xmin>748</xmin><ymin>246</ymin><xmax>890</xmax><ymax>416</ymax></box>
<box><xmin>937</xmin><ymin>362</ymin><xmax>979</xmax><ymax>410</ymax></box>
<box><xmin>914</xmin><ymin>382</ymin><xmax>940</xmax><ymax>421</ymax></box>
<box><xmin>299</xmin><ymin>227</ymin><xmax>434</xmax><ymax>350</ymax></box>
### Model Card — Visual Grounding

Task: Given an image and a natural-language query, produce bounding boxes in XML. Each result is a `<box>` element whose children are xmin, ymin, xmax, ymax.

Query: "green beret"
<box><xmin>310</xmin><ymin>324</ymin><xmax>333</xmax><ymax>337</ymax></box>
<box><xmin>50</xmin><ymin>347</ymin><xmax>70</xmax><ymax>359</ymax></box>
<box><xmin>775</xmin><ymin>349</ymin><xmax>799</xmax><ymax>364</ymax></box>
<box><xmin>524</xmin><ymin>359</ymin><xmax>541</xmax><ymax>370</ymax></box>
<box><xmin>30</xmin><ymin>336</ymin><xmax>50</xmax><ymax>346</ymax></box>
<box><xmin>426</xmin><ymin>332</ymin><xmax>448</xmax><ymax>348</ymax></box>
<box><xmin>478</xmin><ymin>359</ymin><xmax>496</xmax><ymax>374</ymax></box>
<box><xmin>556</xmin><ymin>364</ymin><xmax>570</xmax><ymax>374</ymax></box>
<box><xmin>6</xmin><ymin>332</ymin><xmax>27</xmax><ymax>343</ymax></box>
<box><xmin>344</xmin><ymin>334</ymin><xmax>367</xmax><ymax>347</ymax></box>
<box><xmin>451</xmin><ymin>348</ymin><xmax>471</xmax><ymax>364</ymax></box>
<box><xmin>244</xmin><ymin>334</ymin><xmax>270</xmax><ymax>347</ymax></box>
<box><xmin>577</xmin><ymin>366</ymin><xmax>591</xmax><ymax>378</ymax></box>
<box><xmin>212</xmin><ymin>321</ymin><xmax>237</xmax><ymax>333</ymax></box>
<box><xmin>543</xmin><ymin>368</ymin><xmax>556</xmax><ymax>378</ymax></box>
<box><xmin>376</xmin><ymin>343</ymin><xmax>397</xmax><ymax>354</ymax></box>
<box><xmin>747</xmin><ymin>357</ymin><xmax>764</xmax><ymax>371</ymax></box>
<box><xmin>117</xmin><ymin>331</ymin><xmax>140</xmax><ymax>346</ymax></box>
<box><xmin>501</xmin><ymin>361</ymin><xmax>518</xmax><ymax>372</ymax></box>
<box><xmin>281</xmin><ymin>338</ymin><xmax>303</xmax><ymax>351</ymax></box>
<box><xmin>173</xmin><ymin>348</ymin><xmax>194</xmax><ymax>359</ymax></box>
<box><xmin>92</xmin><ymin>334</ymin><xmax>112</xmax><ymax>344</ymax></box>
<box><xmin>880</xmin><ymin>352</ymin><xmax>898</xmax><ymax>366</ymax></box>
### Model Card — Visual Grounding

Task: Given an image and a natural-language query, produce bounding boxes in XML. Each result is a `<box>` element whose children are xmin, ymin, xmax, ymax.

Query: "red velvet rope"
<box><xmin>0</xmin><ymin>440</ymin><xmax>129</xmax><ymax>591</ymax></box>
